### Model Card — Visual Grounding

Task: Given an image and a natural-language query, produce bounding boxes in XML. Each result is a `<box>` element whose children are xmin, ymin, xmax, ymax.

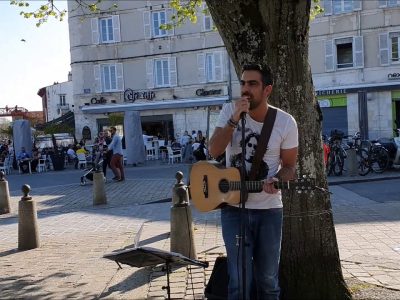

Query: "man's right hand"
<box><xmin>232</xmin><ymin>96</ymin><xmax>250</xmax><ymax>122</ymax></box>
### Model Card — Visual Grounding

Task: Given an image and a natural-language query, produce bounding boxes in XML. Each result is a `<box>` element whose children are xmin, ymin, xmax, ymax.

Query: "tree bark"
<box><xmin>205</xmin><ymin>0</ymin><xmax>351</xmax><ymax>299</ymax></box>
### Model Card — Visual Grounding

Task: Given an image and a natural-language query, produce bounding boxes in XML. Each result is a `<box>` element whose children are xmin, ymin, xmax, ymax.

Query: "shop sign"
<box><xmin>90</xmin><ymin>97</ymin><xmax>107</xmax><ymax>104</ymax></box>
<box><xmin>82</xmin><ymin>126</ymin><xmax>91</xmax><ymax>140</ymax></box>
<box><xmin>316</xmin><ymin>89</ymin><xmax>346</xmax><ymax>96</ymax></box>
<box><xmin>196</xmin><ymin>88</ymin><xmax>222</xmax><ymax>96</ymax></box>
<box><xmin>318</xmin><ymin>99</ymin><xmax>331</xmax><ymax>108</ymax></box>
<box><xmin>124</xmin><ymin>88</ymin><xmax>156</xmax><ymax>102</ymax></box>
<box><xmin>83</xmin><ymin>88</ymin><xmax>91</xmax><ymax>94</ymax></box>
<box><xmin>388</xmin><ymin>73</ymin><xmax>400</xmax><ymax>80</ymax></box>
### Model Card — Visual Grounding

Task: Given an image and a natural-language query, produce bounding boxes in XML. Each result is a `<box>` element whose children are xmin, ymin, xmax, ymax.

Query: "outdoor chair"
<box><xmin>77</xmin><ymin>153</ymin><xmax>87</xmax><ymax>169</ymax></box>
<box><xmin>37</xmin><ymin>158</ymin><xmax>47</xmax><ymax>173</ymax></box>
<box><xmin>0</xmin><ymin>156</ymin><xmax>12</xmax><ymax>175</ymax></box>
<box><xmin>167</xmin><ymin>146</ymin><xmax>182</xmax><ymax>164</ymax></box>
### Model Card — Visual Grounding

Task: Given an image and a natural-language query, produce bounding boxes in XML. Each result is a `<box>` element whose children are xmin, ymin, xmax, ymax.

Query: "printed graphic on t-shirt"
<box><xmin>229</xmin><ymin>127</ymin><xmax>269</xmax><ymax>180</ymax></box>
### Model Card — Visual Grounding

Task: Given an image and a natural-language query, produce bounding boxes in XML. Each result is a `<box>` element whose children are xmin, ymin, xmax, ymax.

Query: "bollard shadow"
<box><xmin>0</xmin><ymin>248</ymin><xmax>18</xmax><ymax>258</ymax></box>
<box><xmin>0</xmin><ymin>272</ymin><xmax>94</xmax><ymax>299</ymax></box>
<box><xmin>98</xmin><ymin>267</ymin><xmax>151</xmax><ymax>299</ymax></box>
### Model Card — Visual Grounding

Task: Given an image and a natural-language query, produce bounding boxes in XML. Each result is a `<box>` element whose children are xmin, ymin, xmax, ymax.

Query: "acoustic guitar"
<box><xmin>189</xmin><ymin>161</ymin><xmax>319</xmax><ymax>212</ymax></box>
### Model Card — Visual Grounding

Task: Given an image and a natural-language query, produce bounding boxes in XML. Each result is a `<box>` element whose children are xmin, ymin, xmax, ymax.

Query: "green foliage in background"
<box><xmin>10</xmin><ymin>0</ymin><xmax>322</xmax><ymax>28</ymax></box>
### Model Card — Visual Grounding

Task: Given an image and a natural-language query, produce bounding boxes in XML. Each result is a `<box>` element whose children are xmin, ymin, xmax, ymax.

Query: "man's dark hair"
<box><xmin>242</xmin><ymin>64</ymin><xmax>274</xmax><ymax>86</ymax></box>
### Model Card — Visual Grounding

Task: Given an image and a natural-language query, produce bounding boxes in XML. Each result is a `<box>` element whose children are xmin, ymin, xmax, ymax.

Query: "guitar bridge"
<box><xmin>202</xmin><ymin>175</ymin><xmax>208</xmax><ymax>198</ymax></box>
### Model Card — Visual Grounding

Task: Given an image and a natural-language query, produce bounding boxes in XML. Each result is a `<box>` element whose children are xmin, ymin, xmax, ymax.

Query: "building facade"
<box><xmin>68</xmin><ymin>0</ymin><xmax>400</xmax><ymax>142</ymax></box>
<box><xmin>310</xmin><ymin>0</ymin><xmax>400</xmax><ymax>139</ymax></box>
<box><xmin>37</xmin><ymin>74</ymin><xmax>74</xmax><ymax>123</ymax></box>
<box><xmin>67</xmin><ymin>1</ymin><xmax>240</xmax><ymax>142</ymax></box>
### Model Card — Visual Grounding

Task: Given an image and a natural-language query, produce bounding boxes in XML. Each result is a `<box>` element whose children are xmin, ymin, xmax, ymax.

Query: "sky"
<box><xmin>0</xmin><ymin>1</ymin><xmax>70</xmax><ymax>112</ymax></box>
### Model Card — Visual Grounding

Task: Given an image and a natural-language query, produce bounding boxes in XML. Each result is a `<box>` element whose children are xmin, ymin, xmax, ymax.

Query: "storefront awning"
<box><xmin>81</xmin><ymin>96</ymin><xmax>230</xmax><ymax>114</ymax></box>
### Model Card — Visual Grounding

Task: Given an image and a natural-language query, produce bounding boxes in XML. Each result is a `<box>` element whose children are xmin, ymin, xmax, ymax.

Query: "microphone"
<box><xmin>240</xmin><ymin>112</ymin><xmax>246</xmax><ymax>119</ymax></box>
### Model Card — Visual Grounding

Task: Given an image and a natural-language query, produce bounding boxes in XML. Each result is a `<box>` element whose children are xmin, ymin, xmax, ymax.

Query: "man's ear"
<box><xmin>263</xmin><ymin>85</ymin><xmax>273</xmax><ymax>97</ymax></box>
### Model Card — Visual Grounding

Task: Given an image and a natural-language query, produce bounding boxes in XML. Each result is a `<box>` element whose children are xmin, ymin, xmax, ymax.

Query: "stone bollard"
<box><xmin>18</xmin><ymin>184</ymin><xmax>40</xmax><ymax>250</ymax></box>
<box><xmin>170</xmin><ymin>171</ymin><xmax>197</xmax><ymax>260</ymax></box>
<box><xmin>0</xmin><ymin>172</ymin><xmax>11</xmax><ymax>214</ymax></box>
<box><xmin>93</xmin><ymin>169</ymin><xmax>107</xmax><ymax>205</ymax></box>
<box><xmin>346</xmin><ymin>148</ymin><xmax>358</xmax><ymax>176</ymax></box>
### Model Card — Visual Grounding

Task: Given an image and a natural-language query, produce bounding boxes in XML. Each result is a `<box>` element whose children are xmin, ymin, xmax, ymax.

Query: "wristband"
<box><xmin>227</xmin><ymin>118</ymin><xmax>238</xmax><ymax>128</ymax></box>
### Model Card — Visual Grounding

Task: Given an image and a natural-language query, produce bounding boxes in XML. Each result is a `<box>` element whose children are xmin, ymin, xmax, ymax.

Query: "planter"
<box><xmin>50</xmin><ymin>154</ymin><xmax>65</xmax><ymax>171</ymax></box>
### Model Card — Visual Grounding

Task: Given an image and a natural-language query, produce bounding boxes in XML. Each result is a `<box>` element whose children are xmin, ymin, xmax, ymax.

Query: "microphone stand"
<box><xmin>239</xmin><ymin>113</ymin><xmax>248</xmax><ymax>300</ymax></box>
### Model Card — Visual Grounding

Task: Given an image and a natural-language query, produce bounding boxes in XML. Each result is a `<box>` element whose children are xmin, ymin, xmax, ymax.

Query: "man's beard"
<box><xmin>249</xmin><ymin>98</ymin><xmax>261</xmax><ymax>110</ymax></box>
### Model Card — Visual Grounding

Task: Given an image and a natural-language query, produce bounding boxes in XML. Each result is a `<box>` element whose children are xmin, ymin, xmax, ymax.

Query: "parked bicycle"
<box><xmin>326</xmin><ymin>129</ymin><xmax>347</xmax><ymax>176</ymax></box>
<box><xmin>357</xmin><ymin>138</ymin><xmax>389</xmax><ymax>176</ymax></box>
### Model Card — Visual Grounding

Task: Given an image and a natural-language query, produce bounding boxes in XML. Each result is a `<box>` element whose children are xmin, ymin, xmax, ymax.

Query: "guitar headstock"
<box><xmin>291</xmin><ymin>175</ymin><xmax>330</xmax><ymax>194</ymax></box>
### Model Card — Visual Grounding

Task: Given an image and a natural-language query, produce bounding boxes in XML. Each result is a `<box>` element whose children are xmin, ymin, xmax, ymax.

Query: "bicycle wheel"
<box><xmin>371</xmin><ymin>147</ymin><xmax>389</xmax><ymax>173</ymax></box>
<box><xmin>333</xmin><ymin>152</ymin><xmax>344</xmax><ymax>176</ymax></box>
<box><xmin>357</xmin><ymin>149</ymin><xmax>370</xmax><ymax>176</ymax></box>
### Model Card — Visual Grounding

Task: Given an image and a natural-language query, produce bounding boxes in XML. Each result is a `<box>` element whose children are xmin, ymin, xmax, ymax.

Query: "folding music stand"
<box><xmin>104</xmin><ymin>246</ymin><xmax>209</xmax><ymax>300</ymax></box>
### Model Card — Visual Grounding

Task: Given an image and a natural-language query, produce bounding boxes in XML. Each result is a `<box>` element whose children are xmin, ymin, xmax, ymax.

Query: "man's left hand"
<box><xmin>263</xmin><ymin>177</ymin><xmax>279</xmax><ymax>194</ymax></box>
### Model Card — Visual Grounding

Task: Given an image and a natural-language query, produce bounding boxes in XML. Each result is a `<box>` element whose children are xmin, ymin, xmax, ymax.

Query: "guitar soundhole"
<box><xmin>219</xmin><ymin>179</ymin><xmax>229</xmax><ymax>193</ymax></box>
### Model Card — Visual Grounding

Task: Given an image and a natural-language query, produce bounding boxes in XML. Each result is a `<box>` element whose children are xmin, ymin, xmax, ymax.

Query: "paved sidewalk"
<box><xmin>0</xmin><ymin>168</ymin><xmax>400</xmax><ymax>299</ymax></box>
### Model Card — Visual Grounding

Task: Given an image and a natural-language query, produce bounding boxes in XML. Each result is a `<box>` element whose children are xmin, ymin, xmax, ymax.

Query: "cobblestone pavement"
<box><xmin>0</xmin><ymin>170</ymin><xmax>400</xmax><ymax>299</ymax></box>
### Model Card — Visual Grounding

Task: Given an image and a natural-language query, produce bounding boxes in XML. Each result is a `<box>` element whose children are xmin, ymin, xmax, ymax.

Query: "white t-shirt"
<box><xmin>216</xmin><ymin>103</ymin><xmax>298</xmax><ymax>209</ymax></box>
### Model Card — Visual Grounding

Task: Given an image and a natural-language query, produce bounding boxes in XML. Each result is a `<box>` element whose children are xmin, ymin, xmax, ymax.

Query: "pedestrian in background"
<box><xmin>107</xmin><ymin>126</ymin><xmax>124</xmax><ymax>182</ymax></box>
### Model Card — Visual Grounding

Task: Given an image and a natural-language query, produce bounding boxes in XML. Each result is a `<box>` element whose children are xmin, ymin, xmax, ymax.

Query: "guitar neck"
<box><xmin>230</xmin><ymin>180</ymin><xmax>289</xmax><ymax>193</ymax></box>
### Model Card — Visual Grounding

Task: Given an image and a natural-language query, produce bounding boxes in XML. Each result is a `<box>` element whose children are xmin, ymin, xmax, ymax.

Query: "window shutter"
<box><xmin>379</xmin><ymin>0</ymin><xmax>388</xmax><ymax>7</ymax></box>
<box><xmin>112</xmin><ymin>15</ymin><xmax>121</xmax><ymax>42</ymax></box>
<box><xmin>324</xmin><ymin>0</ymin><xmax>332</xmax><ymax>16</ymax></box>
<box><xmin>94</xmin><ymin>65</ymin><xmax>102</xmax><ymax>93</ymax></box>
<box><xmin>143</xmin><ymin>11</ymin><xmax>151</xmax><ymax>39</ymax></box>
<box><xmin>379</xmin><ymin>33</ymin><xmax>390</xmax><ymax>66</ymax></box>
<box><xmin>169</xmin><ymin>57</ymin><xmax>177</xmax><ymax>87</ymax></box>
<box><xmin>166</xmin><ymin>9</ymin><xmax>175</xmax><ymax>36</ymax></box>
<box><xmin>116</xmin><ymin>63</ymin><xmax>124</xmax><ymax>91</ymax></box>
<box><xmin>353</xmin><ymin>36</ymin><xmax>364</xmax><ymax>68</ymax></box>
<box><xmin>325</xmin><ymin>39</ymin><xmax>335</xmax><ymax>72</ymax></box>
<box><xmin>353</xmin><ymin>0</ymin><xmax>362</xmax><ymax>11</ymax></box>
<box><xmin>214</xmin><ymin>52</ymin><xmax>223</xmax><ymax>82</ymax></box>
<box><xmin>91</xmin><ymin>18</ymin><xmax>100</xmax><ymax>44</ymax></box>
<box><xmin>197</xmin><ymin>54</ymin><xmax>206</xmax><ymax>83</ymax></box>
<box><xmin>146</xmin><ymin>59</ymin><xmax>154</xmax><ymax>89</ymax></box>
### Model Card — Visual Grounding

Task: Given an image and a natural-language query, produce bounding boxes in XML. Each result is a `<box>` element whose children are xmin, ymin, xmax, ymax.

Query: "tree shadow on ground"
<box><xmin>0</xmin><ymin>272</ymin><xmax>93</xmax><ymax>300</ymax></box>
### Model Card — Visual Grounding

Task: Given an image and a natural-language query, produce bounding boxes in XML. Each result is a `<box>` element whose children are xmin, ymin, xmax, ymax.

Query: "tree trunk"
<box><xmin>205</xmin><ymin>0</ymin><xmax>351</xmax><ymax>299</ymax></box>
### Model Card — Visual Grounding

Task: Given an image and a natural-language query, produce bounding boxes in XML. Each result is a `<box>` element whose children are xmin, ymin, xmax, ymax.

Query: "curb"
<box><xmin>328</xmin><ymin>175</ymin><xmax>400</xmax><ymax>185</ymax></box>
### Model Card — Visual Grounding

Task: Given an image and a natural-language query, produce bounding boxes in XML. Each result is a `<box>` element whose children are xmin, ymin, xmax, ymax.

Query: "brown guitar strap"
<box><xmin>248</xmin><ymin>107</ymin><xmax>277</xmax><ymax>181</ymax></box>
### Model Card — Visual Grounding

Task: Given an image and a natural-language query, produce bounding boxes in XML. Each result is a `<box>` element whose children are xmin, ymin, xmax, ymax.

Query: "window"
<box><xmin>388</xmin><ymin>0</ymin><xmax>400</xmax><ymax>7</ymax></box>
<box><xmin>325</xmin><ymin>36</ymin><xmax>363</xmax><ymax>71</ymax></box>
<box><xmin>203</xmin><ymin>4</ymin><xmax>214</xmax><ymax>31</ymax></box>
<box><xmin>94</xmin><ymin>63</ymin><xmax>124</xmax><ymax>93</ymax></box>
<box><xmin>143</xmin><ymin>10</ymin><xmax>173</xmax><ymax>39</ymax></box>
<box><xmin>152</xmin><ymin>11</ymin><xmax>167</xmax><ymax>37</ymax></box>
<box><xmin>324</xmin><ymin>0</ymin><xmax>361</xmax><ymax>15</ymax></box>
<box><xmin>100</xmin><ymin>17</ymin><xmax>114</xmax><ymax>42</ymax></box>
<box><xmin>91</xmin><ymin>16</ymin><xmax>120</xmax><ymax>44</ymax></box>
<box><xmin>333</xmin><ymin>0</ymin><xmax>353</xmax><ymax>14</ymax></box>
<box><xmin>146</xmin><ymin>57</ymin><xmax>177</xmax><ymax>88</ymax></box>
<box><xmin>154</xmin><ymin>59</ymin><xmax>170</xmax><ymax>87</ymax></box>
<box><xmin>379</xmin><ymin>0</ymin><xmax>400</xmax><ymax>8</ymax></box>
<box><xmin>391</xmin><ymin>34</ymin><xmax>400</xmax><ymax>62</ymax></box>
<box><xmin>197</xmin><ymin>52</ymin><xmax>224</xmax><ymax>83</ymax></box>
<box><xmin>336</xmin><ymin>40</ymin><xmax>353</xmax><ymax>68</ymax></box>
<box><xmin>379</xmin><ymin>32</ymin><xmax>400</xmax><ymax>65</ymax></box>
<box><xmin>59</xmin><ymin>95</ymin><xmax>66</xmax><ymax>106</ymax></box>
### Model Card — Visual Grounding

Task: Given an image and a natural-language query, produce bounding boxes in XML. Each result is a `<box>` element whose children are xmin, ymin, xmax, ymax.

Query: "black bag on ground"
<box><xmin>205</xmin><ymin>256</ymin><xmax>228</xmax><ymax>300</ymax></box>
